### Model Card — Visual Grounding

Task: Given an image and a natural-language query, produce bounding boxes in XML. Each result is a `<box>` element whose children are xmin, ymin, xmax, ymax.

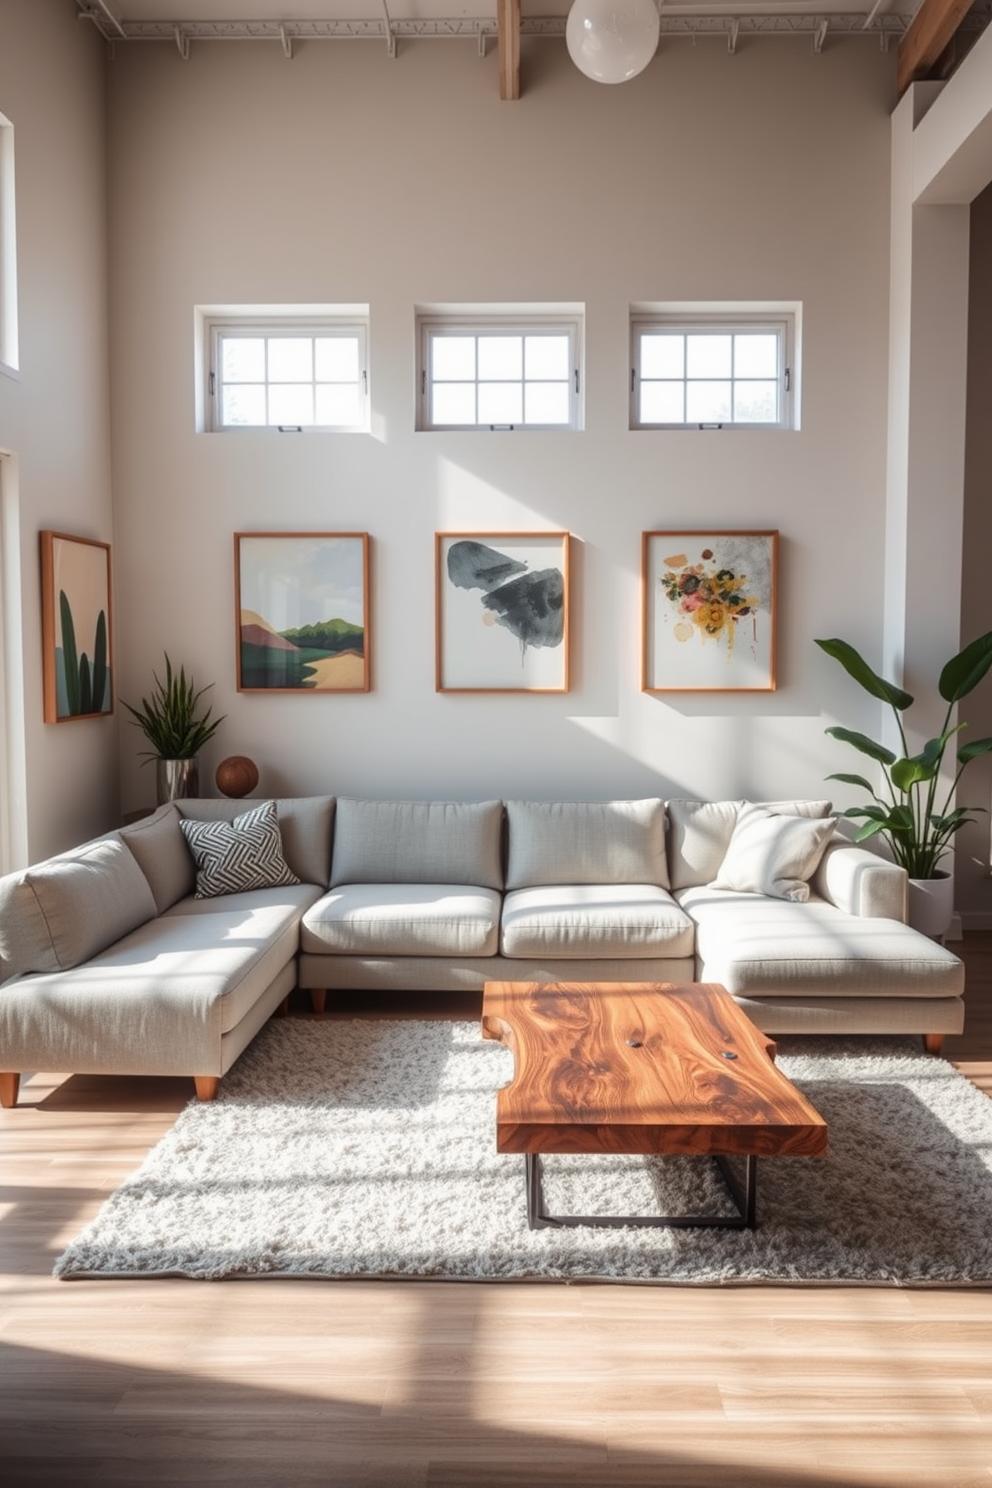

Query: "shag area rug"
<box><xmin>54</xmin><ymin>1019</ymin><xmax>992</xmax><ymax>1285</ymax></box>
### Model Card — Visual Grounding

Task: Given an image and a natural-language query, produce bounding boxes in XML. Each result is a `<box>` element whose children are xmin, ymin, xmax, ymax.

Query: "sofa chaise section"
<box><xmin>0</xmin><ymin>796</ymin><xmax>333</xmax><ymax>1106</ymax></box>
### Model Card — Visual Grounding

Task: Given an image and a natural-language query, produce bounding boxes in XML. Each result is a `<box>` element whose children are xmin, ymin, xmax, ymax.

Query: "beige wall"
<box><xmin>107</xmin><ymin>35</ymin><xmax>897</xmax><ymax>816</ymax></box>
<box><xmin>959</xmin><ymin>180</ymin><xmax>992</xmax><ymax>923</ymax></box>
<box><xmin>0</xmin><ymin>0</ymin><xmax>115</xmax><ymax>863</ymax></box>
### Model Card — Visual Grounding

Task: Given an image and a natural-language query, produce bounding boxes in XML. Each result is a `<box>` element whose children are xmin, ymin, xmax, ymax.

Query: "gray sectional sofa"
<box><xmin>0</xmin><ymin>794</ymin><xmax>966</xmax><ymax>1106</ymax></box>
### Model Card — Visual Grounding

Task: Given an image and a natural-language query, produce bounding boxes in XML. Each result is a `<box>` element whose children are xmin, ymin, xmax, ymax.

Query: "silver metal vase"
<box><xmin>156</xmin><ymin>757</ymin><xmax>200</xmax><ymax>805</ymax></box>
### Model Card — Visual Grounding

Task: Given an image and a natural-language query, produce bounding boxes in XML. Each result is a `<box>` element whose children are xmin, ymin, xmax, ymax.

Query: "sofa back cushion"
<box><xmin>176</xmin><ymin>796</ymin><xmax>335</xmax><ymax>887</ymax></box>
<box><xmin>505</xmin><ymin>798</ymin><xmax>669</xmax><ymax>890</ymax></box>
<box><xmin>329</xmin><ymin>798</ymin><xmax>504</xmax><ymax>890</ymax></box>
<box><xmin>0</xmin><ymin>837</ymin><xmax>157</xmax><ymax>976</ymax></box>
<box><xmin>120</xmin><ymin>804</ymin><xmax>195</xmax><ymax>913</ymax></box>
<box><xmin>667</xmin><ymin>798</ymin><xmax>834</xmax><ymax>891</ymax></box>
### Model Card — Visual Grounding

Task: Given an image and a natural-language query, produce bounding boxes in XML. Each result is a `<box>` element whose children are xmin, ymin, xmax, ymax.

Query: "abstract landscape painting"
<box><xmin>642</xmin><ymin>530</ymin><xmax>778</xmax><ymax>692</ymax></box>
<box><xmin>436</xmin><ymin>532</ymin><xmax>570</xmax><ymax>692</ymax></box>
<box><xmin>235</xmin><ymin>533</ymin><xmax>370</xmax><ymax>693</ymax></box>
<box><xmin>40</xmin><ymin>531</ymin><xmax>113</xmax><ymax>722</ymax></box>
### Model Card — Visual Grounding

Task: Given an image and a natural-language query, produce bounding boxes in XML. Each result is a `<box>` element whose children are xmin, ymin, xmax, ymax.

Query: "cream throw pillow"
<box><xmin>708</xmin><ymin>802</ymin><xmax>837</xmax><ymax>902</ymax></box>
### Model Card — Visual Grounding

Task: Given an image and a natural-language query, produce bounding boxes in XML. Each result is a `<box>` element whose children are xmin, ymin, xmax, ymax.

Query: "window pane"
<box><xmin>268</xmin><ymin>338</ymin><xmax>313</xmax><ymax>383</ymax></box>
<box><xmin>686</xmin><ymin>335</ymin><xmax>731</xmax><ymax>379</ymax></box>
<box><xmin>734</xmin><ymin>380</ymin><xmax>778</xmax><ymax>422</ymax></box>
<box><xmin>222</xmin><ymin>383</ymin><xmax>266</xmax><ymax>425</ymax></box>
<box><xmin>686</xmin><ymin>381</ymin><xmax>732</xmax><ymax>422</ymax></box>
<box><xmin>640</xmin><ymin>334</ymin><xmax>684</xmax><ymax>379</ymax></box>
<box><xmin>525</xmin><ymin>383</ymin><xmax>570</xmax><ymax>425</ymax></box>
<box><xmin>432</xmin><ymin>336</ymin><xmax>475</xmax><ymax>381</ymax></box>
<box><xmin>640</xmin><ymin>382</ymin><xmax>685</xmax><ymax>423</ymax></box>
<box><xmin>433</xmin><ymin>383</ymin><xmax>476</xmax><ymax>424</ymax></box>
<box><xmin>222</xmin><ymin>338</ymin><xmax>265</xmax><ymax>383</ymax></box>
<box><xmin>478</xmin><ymin>382</ymin><xmax>523</xmax><ymax>425</ymax></box>
<box><xmin>478</xmin><ymin>336</ymin><xmax>522</xmax><ymax>380</ymax></box>
<box><xmin>268</xmin><ymin>384</ymin><xmax>314</xmax><ymax>426</ymax></box>
<box><xmin>316</xmin><ymin>384</ymin><xmax>361</xmax><ymax>426</ymax></box>
<box><xmin>315</xmin><ymin>336</ymin><xmax>359</xmax><ymax>382</ymax></box>
<box><xmin>734</xmin><ymin>333</ymin><xmax>778</xmax><ymax>378</ymax></box>
<box><xmin>525</xmin><ymin>335</ymin><xmax>569</xmax><ymax>380</ymax></box>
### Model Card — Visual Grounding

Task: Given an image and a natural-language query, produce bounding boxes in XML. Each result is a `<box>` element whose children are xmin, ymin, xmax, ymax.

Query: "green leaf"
<box><xmin>824</xmin><ymin>772</ymin><xmax>878</xmax><ymax>793</ymax></box>
<box><xmin>891</xmin><ymin>755</ymin><xmax>939</xmax><ymax>790</ymax></box>
<box><xmin>958</xmin><ymin>735</ymin><xmax>992</xmax><ymax>764</ymax></box>
<box><xmin>59</xmin><ymin>590</ymin><xmax>80</xmax><ymax>716</ymax></box>
<box><xmin>825</xmin><ymin>725</ymin><xmax>896</xmax><ymax>767</ymax></box>
<box><xmin>938</xmin><ymin>629</ymin><xmax>992</xmax><ymax>703</ymax></box>
<box><xmin>815</xmin><ymin>638</ymin><xmax>913</xmax><ymax>710</ymax></box>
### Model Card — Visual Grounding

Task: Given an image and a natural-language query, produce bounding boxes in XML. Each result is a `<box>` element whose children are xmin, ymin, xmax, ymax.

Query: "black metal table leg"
<box><xmin>525</xmin><ymin>1152</ymin><xmax>757</xmax><ymax>1231</ymax></box>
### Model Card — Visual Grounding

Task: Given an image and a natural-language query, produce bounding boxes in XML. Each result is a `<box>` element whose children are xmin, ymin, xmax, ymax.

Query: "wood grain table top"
<box><xmin>481</xmin><ymin>980</ymin><xmax>828</xmax><ymax>1159</ymax></box>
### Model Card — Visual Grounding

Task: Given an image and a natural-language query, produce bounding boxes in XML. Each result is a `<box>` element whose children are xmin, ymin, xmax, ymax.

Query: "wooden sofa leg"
<box><xmin>276</xmin><ymin>995</ymin><xmax>290</xmax><ymax>1017</ymax></box>
<box><xmin>310</xmin><ymin>989</ymin><xmax>327</xmax><ymax>1015</ymax></box>
<box><xmin>924</xmin><ymin>1034</ymin><xmax>945</xmax><ymax>1056</ymax></box>
<box><xmin>0</xmin><ymin>1072</ymin><xmax>20</xmax><ymax>1108</ymax></box>
<box><xmin>193</xmin><ymin>1076</ymin><xmax>220</xmax><ymax>1101</ymax></box>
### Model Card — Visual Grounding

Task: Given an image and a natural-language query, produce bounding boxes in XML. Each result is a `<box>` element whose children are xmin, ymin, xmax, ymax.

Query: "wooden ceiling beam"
<box><xmin>897</xmin><ymin>0</ymin><xmax>977</xmax><ymax>97</ymax></box>
<box><xmin>497</xmin><ymin>0</ymin><xmax>520</xmax><ymax>101</ymax></box>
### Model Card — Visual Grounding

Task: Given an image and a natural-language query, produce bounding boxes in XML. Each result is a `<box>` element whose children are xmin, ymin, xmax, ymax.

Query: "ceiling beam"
<box><xmin>498</xmin><ymin>0</ymin><xmax>520</xmax><ymax>101</ymax></box>
<box><xmin>897</xmin><ymin>0</ymin><xmax>977</xmax><ymax>95</ymax></box>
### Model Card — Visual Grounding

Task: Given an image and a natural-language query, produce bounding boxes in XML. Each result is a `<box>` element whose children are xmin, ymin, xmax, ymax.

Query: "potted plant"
<box><xmin>123</xmin><ymin>653</ymin><xmax>226</xmax><ymax>804</ymax></box>
<box><xmin>815</xmin><ymin>630</ymin><xmax>992</xmax><ymax>935</ymax></box>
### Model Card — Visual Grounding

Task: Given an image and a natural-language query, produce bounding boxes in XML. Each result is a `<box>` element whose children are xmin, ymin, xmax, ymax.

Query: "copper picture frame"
<box><xmin>436</xmin><ymin>531</ymin><xmax>570</xmax><ymax>693</ymax></box>
<box><xmin>235</xmin><ymin>532</ymin><xmax>370</xmax><ymax>693</ymax></box>
<box><xmin>40</xmin><ymin>530</ymin><xmax>114</xmax><ymax>722</ymax></box>
<box><xmin>642</xmin><ymin>530</ymin><xmax>778</xmax><ymax>693</ymax></box>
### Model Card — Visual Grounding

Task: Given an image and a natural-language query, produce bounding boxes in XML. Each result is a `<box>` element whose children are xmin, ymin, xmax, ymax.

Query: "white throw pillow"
<box><xmin>708</xmin><ymin>802</ymin><xmax>837</xmax><ymax>903</ymax></box>
<box><xmin>179</xmin><ymin>800</ymin><xmax>301</xmax><ymax>898</ymax></box>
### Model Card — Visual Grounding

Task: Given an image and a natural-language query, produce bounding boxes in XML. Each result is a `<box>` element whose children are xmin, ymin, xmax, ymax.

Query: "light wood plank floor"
<box><xmin>3</xmin><ymin>942</ymin><xmax>992</xmax><ymax>1487</ymax></box>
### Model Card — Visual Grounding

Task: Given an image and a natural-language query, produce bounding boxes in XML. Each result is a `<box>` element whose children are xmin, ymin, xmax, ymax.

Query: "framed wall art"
<box><xmin>40</xmin><ymin>530</ymin><xmax>114</xmax><ymax>722</ymax></box>
<box><xmin>642</xmin><ymin>530</ymin><xmax>778</xmax><ymax>693</ymax></box>
<box><xmin>436</xmin><ymin>531</ymin><xmax>570</xmax><ymax>693</ymax></box>
<box><xmin>235</xmin><ymin>532</ymin><xmax>370</xmax><ymax>693</ymax></box>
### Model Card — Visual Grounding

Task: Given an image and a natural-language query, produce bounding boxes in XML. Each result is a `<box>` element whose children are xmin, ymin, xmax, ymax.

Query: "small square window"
<box><xmin>200</xmin><ymin>309</ymin><xmax>369</xmax><ymax>432</ymax></box>
<box><xmin>418</xmin><ymin>310</ymin><xmax>583</xmax><ymax>431</ymax></box>
<box><xmin>631</xmin><ymin>307</ymin><xmax>798</xmax><ymax>431</ymax></box>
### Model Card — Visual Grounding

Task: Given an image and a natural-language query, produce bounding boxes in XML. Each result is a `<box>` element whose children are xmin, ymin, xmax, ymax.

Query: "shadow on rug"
<box><xmin>54</xmin><ymin>1020</ymin><xmax>992</xmax><ymax>1285</ymax></box>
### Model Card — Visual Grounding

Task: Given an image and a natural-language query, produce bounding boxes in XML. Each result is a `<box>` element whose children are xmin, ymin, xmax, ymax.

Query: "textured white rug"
<box><xmin>54</xmin><ymin>1019</ymin><xmax>992</xmax><ymax>1285</ymax></box>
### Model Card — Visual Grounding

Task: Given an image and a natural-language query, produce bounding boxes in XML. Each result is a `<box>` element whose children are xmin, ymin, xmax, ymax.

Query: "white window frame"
<box><xmin>630</xmin><ymin>305</ymin><xmax>799</xmax><ymax>431</ymax></box>
<box><xmin>0</xmin><ymin>111</ymin><xmax>19</xmax><ymax>376</ymax></box>
<box><xmin>198</xmin><ymin>308</ymin><xmax>370</xmax><ymax>433</ymax></box>
<box><xmin>416</xmin><ymin>309</ymin><xmax>584</xmax><ymax>432</ymax></box>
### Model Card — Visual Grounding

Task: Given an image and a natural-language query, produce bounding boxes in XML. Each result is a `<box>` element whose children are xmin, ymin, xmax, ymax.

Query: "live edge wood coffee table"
<box><xmin>481</xmin><ymin>980</ymin><xmax>828</xmax><ymax>1232</ymax></box>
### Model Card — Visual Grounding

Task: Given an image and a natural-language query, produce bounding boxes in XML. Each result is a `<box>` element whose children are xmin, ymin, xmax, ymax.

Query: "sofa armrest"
<box><xmin>811</xmin><ymin>835</ymin><xmax>907</xmax><ymax>921</ymax></box>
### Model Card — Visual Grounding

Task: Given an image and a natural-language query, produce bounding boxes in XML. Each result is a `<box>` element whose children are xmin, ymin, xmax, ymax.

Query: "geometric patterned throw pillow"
<box><xmin>178</xmin><ymin>800</ymin><xmax>301</xmax><ymax>899</ymax></box>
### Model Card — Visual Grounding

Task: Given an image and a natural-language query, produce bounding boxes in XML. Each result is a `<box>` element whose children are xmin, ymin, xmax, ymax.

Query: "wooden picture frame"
<box><xmin>436</xmin><ymin>531</ymin><xmax>570</xmax><ymax>693</ymax></box>
<box><xmin>642</xmin><ymin>530</ymin><xmax>778</xmax><ymax>693</ymax></box>
<box><xmin>235</xmin><ymin>532</ymin><xmax>371</xmax><ymax>693</ymax></box>
<box><xmin>40</xmin><ymin>530</ymin><xmax>114</xmax><ymax>722</ymax></box>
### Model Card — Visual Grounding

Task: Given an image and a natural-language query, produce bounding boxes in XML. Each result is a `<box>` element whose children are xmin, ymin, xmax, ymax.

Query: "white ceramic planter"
<box><xmin>907</xmin><ymin>871</ymin><xmax>954</xmax><ymax>940</ymax></box>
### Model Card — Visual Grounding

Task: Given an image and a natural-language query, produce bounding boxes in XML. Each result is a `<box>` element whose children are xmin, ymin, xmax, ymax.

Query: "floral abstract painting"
<box><xmin>235</xmin><ymin>533</ymin><xmax>370</xmax><ymax>693</ymax></box>
<box><xmin>642</xmin><ymin>531</ymin><xmax>778</xmax><ymax>692</ymax></box>
<box><xmin>436</xmin><ymin>532</ymin><xmax>570</xmax><ymax>692</ymax></box>
<box><xmin>40</xmin><ymin>531</ymin><xmax>113</xmax><ymax>722</ymax></box>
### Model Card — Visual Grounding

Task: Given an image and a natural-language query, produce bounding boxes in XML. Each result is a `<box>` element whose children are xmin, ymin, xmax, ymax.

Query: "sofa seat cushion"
<box><xmin>500</xmin><ymin>885</ymin><xmax>694</xmax><ymax>960</ymax></box>
<box><xmin>302</xmin><ymin>884</ymin><xmax>501</xmax><ymax>957</ymax></box>
<box><xmin>678</xmin><ymin>886</ymin><xmax>965</xmax><ymax>999</ymax></box>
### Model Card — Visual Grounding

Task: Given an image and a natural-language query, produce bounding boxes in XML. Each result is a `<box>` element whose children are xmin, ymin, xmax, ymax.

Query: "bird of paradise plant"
<box><xmin>815</xmin><ymin>630</ymin><xmax>992</xmax><ymax>879</ymax></box>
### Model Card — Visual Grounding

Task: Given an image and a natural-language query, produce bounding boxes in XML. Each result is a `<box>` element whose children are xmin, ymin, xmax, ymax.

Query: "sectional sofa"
<box><xmin>0</xmin><ymin>794</ymin><xmax>966</xmax><ymax>1106</ymax></box>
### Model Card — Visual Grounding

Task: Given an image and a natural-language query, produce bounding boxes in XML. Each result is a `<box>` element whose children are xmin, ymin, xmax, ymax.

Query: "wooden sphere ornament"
<box><xmin>215</xmin><ymin>755</ymin><xmax>259</xmax><ymax>799</ymax></box>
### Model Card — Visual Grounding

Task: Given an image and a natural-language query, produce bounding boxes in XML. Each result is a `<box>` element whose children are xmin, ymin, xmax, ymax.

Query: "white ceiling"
<box><xmin>76</xmin><ymin>0</ymin><xmax>931</xmax><ymax>44</ymax></box>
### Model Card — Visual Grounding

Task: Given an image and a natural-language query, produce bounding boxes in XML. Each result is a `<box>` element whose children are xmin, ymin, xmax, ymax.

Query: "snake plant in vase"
<box><xmin>815</xmin><ymin>630</ymin><xmax>992</xmax><ymax>936</ymax></box>
<box><xmin>123</xmin><ymin>654</ymin><xmax>226</xmax><ymax>805</ymax></box>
